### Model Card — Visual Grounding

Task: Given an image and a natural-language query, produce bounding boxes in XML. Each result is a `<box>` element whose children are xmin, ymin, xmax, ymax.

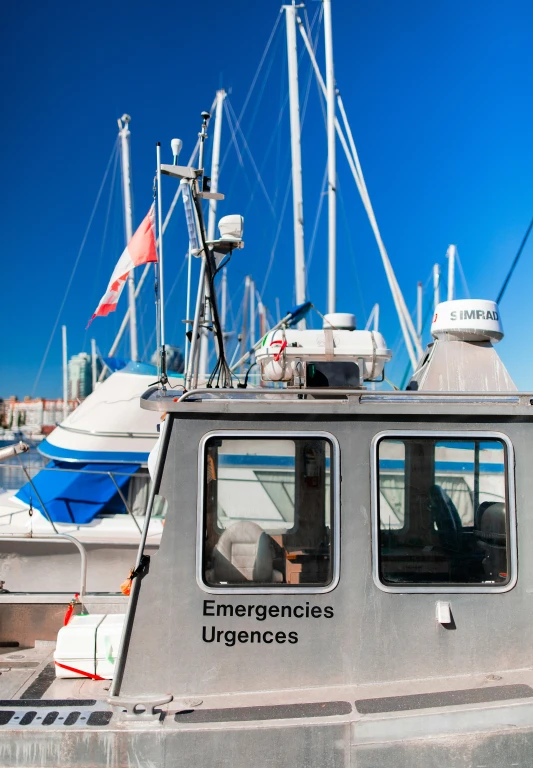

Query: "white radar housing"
<box><xmin>218</xmin><ymin>215</ymin><xmax>244</xmax><ymax>242</ymax></box>
<box><xmin>323</xmin><ymin>312</ymin><xmax>356</xmax><ymax>331</ymax></box>
<box><xmin>431</xmin><ymin>299</ymin><xmax>503</xmax><ymax>343</ymax></box>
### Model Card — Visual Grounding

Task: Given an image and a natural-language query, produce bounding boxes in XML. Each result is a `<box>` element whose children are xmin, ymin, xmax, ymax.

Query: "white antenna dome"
<box><xmin>323</xmin><ymin>312</ymin><xmax>356</xmax><ymax>331</ymax></box>
<box><xmin>171</xmin><ymin>138</ymin><xmax>183</xmax><ymax>159</ymax></box>
<box><xmin>431</xmin><ymin>299</ymin><xmax>503</xmax><ymax>342</ymax></box>
<box><xmin>218</xmin><ymin>215</ymin><xmax>244</xmax><ymax>241</ymax></box>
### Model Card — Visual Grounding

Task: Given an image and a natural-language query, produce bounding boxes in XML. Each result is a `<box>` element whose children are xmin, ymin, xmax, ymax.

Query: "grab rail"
<box><xmin>174</xmin><ymin>388</ymin><xmax>530</xmax><ymax>405</ymax></box>
<box><xmin>0</xmin><ymin>533</ymin><xmax>88</xmax><ymax>598</ymax></box>
<box><xmin>57</xmin><ymin>423</ymin><xmax>158</xmax><ymax>439</ymax></box>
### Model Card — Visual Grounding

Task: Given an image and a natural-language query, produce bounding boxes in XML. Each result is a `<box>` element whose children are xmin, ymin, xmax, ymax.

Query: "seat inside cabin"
<box><xmin>377</xmin><ymin>437</ymin><xmax>510</xmax><ymax>586</ymax></box>
<box><xmin>203</xmin><ymin>437</ymin><xmax>333</xmax><ymax>587</ymax></box>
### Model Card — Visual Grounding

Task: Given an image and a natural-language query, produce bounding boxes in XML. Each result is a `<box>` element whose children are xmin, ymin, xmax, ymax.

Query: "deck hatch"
<box><xmin>355</xmin><ymin>684</ymin><xmax>533</xmax><ymax>713</ymax></box>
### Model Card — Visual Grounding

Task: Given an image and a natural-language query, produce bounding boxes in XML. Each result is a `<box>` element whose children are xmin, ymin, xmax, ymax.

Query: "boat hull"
<box><xmin>0</xmin><ymin>700</ymin><xmax>532</xmax><ymax>767</ymax></box>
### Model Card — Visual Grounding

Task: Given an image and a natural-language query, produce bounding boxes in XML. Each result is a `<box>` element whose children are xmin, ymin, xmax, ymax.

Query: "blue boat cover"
<box><xmin>15</xmin><ymin>461</ymin><xmax>140</xmax><ymax>524</ymax></box>
<box><xmin>102</xmin><ymin>356</ymin><xmax>129</xmax><ymax>373</ymax></box>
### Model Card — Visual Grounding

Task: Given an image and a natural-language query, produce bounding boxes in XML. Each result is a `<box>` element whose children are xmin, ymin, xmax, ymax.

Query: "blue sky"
<box><xmin>2</xmin><ymin>0</ymin><xmax>533</xmax><ymax>397</ymax></box>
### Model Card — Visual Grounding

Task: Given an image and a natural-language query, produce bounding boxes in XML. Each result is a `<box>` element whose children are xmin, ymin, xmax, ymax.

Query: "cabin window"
<box><xmin>376</xmin><ymin>435</ymin><xmax>513</xmax><ymax>588</ymax></box>
<box><xmin>202</xmin><ymin>435</ymin><xmax>335</xmax><ymax>590</ymax></box>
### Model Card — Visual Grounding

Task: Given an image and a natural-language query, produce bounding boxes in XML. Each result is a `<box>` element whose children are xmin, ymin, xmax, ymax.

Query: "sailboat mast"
<box><xmin>433</xmin><ymin>263</ymin><xmax>440</xmax><ymax>310</ymax></box>
<box><xmin>447</xmin><ymin>244</ymin><xmax>456</xmax><ymax>301</ymax></box>
<box><xmin>323</xmin><ymin>0</ymin><xmax>337</xmax><ymax>314</ymax></box>
<box><xmin>284</xmin><ymin>3</ymin><xmax>307</xmax><ymax>328</ymax></box>
<box><xmin>416</xmin><ymin>282</ymin><xmax>423</xmax><ymax>341</ymax></box>
<box><xmin>249</xmin><ymin>278</ymin><xmax>256</xmax><ymax>348</ymax></box>
<box><xmin>62</xmin><ymin>325</ymin><xmax>68</xmax><ymax>420</ymax></box>
<box><xmin>199</xmin><ymin>89</ymin><xmax>226</xmax><ymax>377</ymax></box>
<box><xmin>118</xmin><ymin>115</ymin><xmax>138</xmax><ymax>362</ymax></box>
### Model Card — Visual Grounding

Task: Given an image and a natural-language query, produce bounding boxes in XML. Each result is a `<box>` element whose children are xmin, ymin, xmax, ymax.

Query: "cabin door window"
<box><xmin>201</xmin><ymin>435</ymin><xmax>336</xmax><ymax>590</ymax></box>
<box><xmin>375</xmin><ymin>434</ymin><xmax>514</xmax><ymax>590</ymax></box>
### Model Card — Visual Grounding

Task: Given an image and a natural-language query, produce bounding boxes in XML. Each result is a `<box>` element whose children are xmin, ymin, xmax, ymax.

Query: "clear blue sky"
<box><xmin>2</xmin><ymin>0</ymin><xmax>532</xmax><ymax>397</ymax></box>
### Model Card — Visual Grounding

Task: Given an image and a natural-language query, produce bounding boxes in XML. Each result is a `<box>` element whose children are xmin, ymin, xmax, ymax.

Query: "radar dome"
<box><xmin>323</xmin><ymin>313</ymin><xmax>356</xmax><ymax>331</ymax></box>
<box><xmin>431</xmin><ymin>299</ymin><xmax>503</xmax><ymax>343</ymax></box>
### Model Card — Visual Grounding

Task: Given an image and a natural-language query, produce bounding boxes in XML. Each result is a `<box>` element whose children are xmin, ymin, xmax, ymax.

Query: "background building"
<box><xmin>68</xmin><ymin>352</ymin><xmax>102</xmax><ymax>400</ymax></box>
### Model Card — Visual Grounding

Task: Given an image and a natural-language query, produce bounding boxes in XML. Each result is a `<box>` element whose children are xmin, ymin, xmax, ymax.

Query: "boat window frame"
<box><xmin>196</xmin><ymin>429</ymin><xmax>341</xmax><ymax>595</ymax></box>
<box><xmin>371</xmin><ymin>429</ymin><xmax>517</xmax><ymax>594</ymax></box>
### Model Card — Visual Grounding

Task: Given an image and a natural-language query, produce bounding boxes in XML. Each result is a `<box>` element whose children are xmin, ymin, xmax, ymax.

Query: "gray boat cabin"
<box><xmin>2</xmin><ymin>302</ymin><xmax>533</xmax><ymax>766</ymax></box>
<box><xmin>0</xmin><ymin>132</ymin><xmax>533</xmax><ymax>768</ymax></box>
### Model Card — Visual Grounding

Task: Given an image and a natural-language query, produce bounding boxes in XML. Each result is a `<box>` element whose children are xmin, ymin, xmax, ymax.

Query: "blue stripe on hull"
<box><xmin>39</xmin><ymin>439</ymin><xmax>149</xmax><ymax>465</ymax></box>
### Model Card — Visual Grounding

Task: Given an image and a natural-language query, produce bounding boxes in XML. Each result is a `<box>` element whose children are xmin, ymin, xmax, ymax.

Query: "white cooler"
<box><xmin>54</xmin><ymin>613</ymin><xmax>125</xmax><ymax>680</ymax></box>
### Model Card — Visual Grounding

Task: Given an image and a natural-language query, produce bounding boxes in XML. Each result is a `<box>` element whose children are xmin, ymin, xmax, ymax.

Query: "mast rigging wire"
<box><xmin>221</xmin><ymin>6</ymin><xmax>321</xmax><ymax>222</ymax></box>
<box><xmin>82</xmin><ymin>142</ymin><xmax>121</xmax><ymax>353</ymax></box>
<box><xmin>496</xmin><ymin>214</ymin><xmax>533</xmax><ymax>304</ymax></box>
<box><xmin>219</xmin><ymin>12</ymin><xmax>282</xmax><ymax>173</ymax></box>
<box><xmin>225</xmin><ymin>98</ymin><xmax>276</xmax><ymax>217</ymax></box>
<box><xmin>454</xmin><ymin>247</ymin><xmax>470</xmax><ymax>299</ymax></box>
<box><xmin>305</xmin><ymin>164</ymin><xmax>328</xmax><ymax>280</ymax></box>
<box><xmin>297</xmin><ymin>17</ymin><xmax>423</xmax><ymax>368</ymax></box>
<box><xmin>32</xmin><ymin>138</ymin><xmax>119</xmax><ymax>396</ymax></box>
<box><xmin>260</xmin><ymin>175</ymin><xmax>292</xmax><ymax>295</ymax></box>
<box><xmin>385</xmin><ymin>263</ymin><xmax>438</xmax><ymax>386</ymax></box>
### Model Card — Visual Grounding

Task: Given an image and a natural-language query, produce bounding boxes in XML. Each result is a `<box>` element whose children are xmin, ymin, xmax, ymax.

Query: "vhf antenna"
<box><xmin>198</xmin><ymin>111</ymin><xmax>210</xmax><ymax>181</ymax></box>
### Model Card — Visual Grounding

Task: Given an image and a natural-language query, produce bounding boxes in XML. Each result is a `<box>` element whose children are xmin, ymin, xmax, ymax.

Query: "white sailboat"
<box><xmin>0</xmin><ymin>116</ymin><xmax>190</xmax><ymax>593</ymax></box>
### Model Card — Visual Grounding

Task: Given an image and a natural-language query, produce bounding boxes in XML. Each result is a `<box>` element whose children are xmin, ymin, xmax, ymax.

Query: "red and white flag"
<box><xmin>88</xmin><ymin>204</ymin><xmax>157</xmax><ymax>325</ymax></box>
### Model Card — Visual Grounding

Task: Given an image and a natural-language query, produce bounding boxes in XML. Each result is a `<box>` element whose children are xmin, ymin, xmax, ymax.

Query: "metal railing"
<box><xmin>140</xmin><ymin>384</ymin><xmax>532</xmax><ymax>413</ymax></box>
<box><xmin>0</xmin><ymin>460</ymin><xmax>146</xmax><ymax>535</ymax></box>
<box><xmin>57</xmin><ymin>423</ymin><xmax>158</xmax><ymax>439</ymax></box>
<box><xmin>0</xmin><ymin>533</ymin><xmax>88</xmax><ymax>598</ymax></box>
<box><xmin>174</xmin><ymin>388</ymin><xmax>531</xmax><ymax>405</ymax></box>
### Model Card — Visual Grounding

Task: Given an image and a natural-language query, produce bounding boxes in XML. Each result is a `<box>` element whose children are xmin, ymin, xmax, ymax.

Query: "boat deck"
<box><xmin>3</xmin><ymin>639</ymin><xmax>533</xmax><ymax>723</ymax></box>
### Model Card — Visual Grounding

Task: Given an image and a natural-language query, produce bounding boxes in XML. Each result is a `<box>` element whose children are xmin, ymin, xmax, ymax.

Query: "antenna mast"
<box><xmin>323</xmin><ymin>0</ymin><xmax>337</xmax><ymax>313</ymax></box>
<box><xmin>118</xmin><ymin>114</ymin><xmax>138</xmax><ymax>361</ymax></box>
<box><xmin>156</xmin><ymin>141</ymin><xmax>167</xmax><ymax>385</ymax></box>
<box><xmin>284</xmin><ymin>3</ymin><xmax>307</xmax><ymax>328</ymax></box>
<box><xmin>199</xmin><ymin>89</ymin><xmax>226</xmax><ymax>377</ymax></box>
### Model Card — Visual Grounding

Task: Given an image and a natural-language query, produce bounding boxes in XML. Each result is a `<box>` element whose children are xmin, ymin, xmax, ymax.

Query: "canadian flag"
<box><xmin>88</xmin><ymin>204</ymin><xmax>157</xmax><ymax>325</ymax></box>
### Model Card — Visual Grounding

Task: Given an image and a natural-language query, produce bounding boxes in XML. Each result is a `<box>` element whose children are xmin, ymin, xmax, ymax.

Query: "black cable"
<box><xmin>238</xmin><ymin>361</ymin><xmax>257</xmax><ymax>389</ymax></box>
<box><xmin>496</xmin><ymin>214</ymin><xmax>533</xmax><ymax>304</ymax></box>
<box><xmin>213</xmin><ymin>253</ymin><xmax>233</xmax><ymax>277</ymax></box>
<box><xmin>192</xmin><ymin>192</ymin><xmax>232</xmax><ymax>388</ymax></box>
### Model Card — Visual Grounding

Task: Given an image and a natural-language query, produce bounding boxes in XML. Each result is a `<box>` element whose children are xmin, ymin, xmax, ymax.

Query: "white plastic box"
<box><xmin>54</xmin><ymin>613</ymin><xmax>125</xmax><ymax>680</ymax></box>
<box><xmin>96</xmin><ymin>614</ymin><xmax>126</xmax><ymax>678</ymax></box>
<box><xmin>256</xmin><ymin>328</ymin><xmax>392</xmax><ymax>384</ymax></box>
